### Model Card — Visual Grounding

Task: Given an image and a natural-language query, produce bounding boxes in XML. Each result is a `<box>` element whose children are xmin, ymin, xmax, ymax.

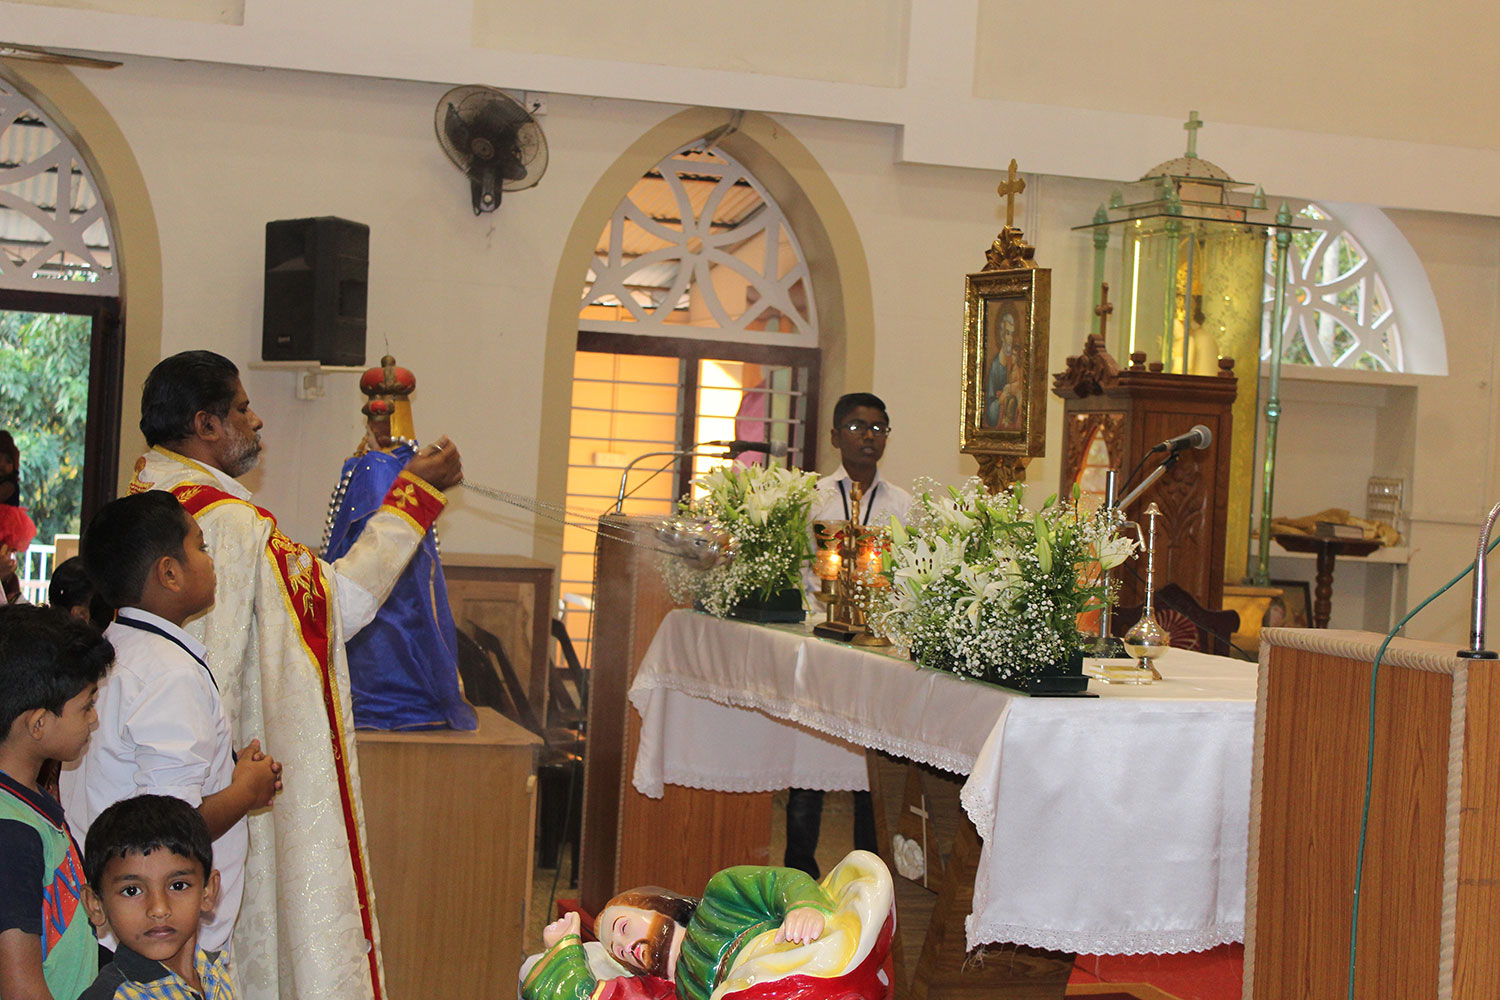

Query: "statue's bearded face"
<box><xmin>598</xmin><ymin>904</ymin><xmax>678</xmax><ymax>979</ymax></box>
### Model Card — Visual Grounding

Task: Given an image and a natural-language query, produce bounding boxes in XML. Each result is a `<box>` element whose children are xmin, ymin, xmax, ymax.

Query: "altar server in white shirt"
<box><xmin>789</xmin><ymin>392</ymin><xmax>912</xmax><ymax>879</ymax></box>
<box><xmin>62</xmin><ymin>491</ymin><xmax>281</xmax><ymax>956</ymax></box>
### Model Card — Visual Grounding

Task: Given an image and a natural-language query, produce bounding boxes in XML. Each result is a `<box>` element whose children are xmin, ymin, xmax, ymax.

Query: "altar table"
<box><xmin>629</xmin><ymin>609</ymin><xmax>1256</xmax><ymax>956</ymax></box>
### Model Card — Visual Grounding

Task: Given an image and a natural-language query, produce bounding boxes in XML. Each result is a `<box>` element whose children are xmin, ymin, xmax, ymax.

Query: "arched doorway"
<box><xmin>0</xmin><ymin>75</ymin><xmax>123</xmax><ymax>596</ymax></box>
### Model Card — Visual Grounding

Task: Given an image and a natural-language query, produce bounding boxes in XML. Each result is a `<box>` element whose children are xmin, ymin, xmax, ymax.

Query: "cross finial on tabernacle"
<box><xmin>1184</xmin><ymin>110</ymin><xmax>1203</xmax><ymax>158</ymax></box>
<box><xmin>1095</xmin><ymin>282</ymin><xmax>1114</xmax><ymax>341</ymax></box>
<box><xmin>996</xmin><ymin>158</ymin><xmax>1026</xmax><ymax>227</ymax></box>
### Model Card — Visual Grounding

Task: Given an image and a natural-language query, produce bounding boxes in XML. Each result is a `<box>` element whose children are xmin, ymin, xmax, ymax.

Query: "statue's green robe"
<box><xmin>523</xmin><ymin>867</ymin><xmax>833</xmax><ymax>1000</ymax></box>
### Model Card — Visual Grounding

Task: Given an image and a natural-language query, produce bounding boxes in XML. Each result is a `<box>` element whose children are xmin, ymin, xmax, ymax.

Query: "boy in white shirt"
<box><xmin>62</xmin><ymin>491</ymin><xmax>281</xmax><ymax>957</ymax></box>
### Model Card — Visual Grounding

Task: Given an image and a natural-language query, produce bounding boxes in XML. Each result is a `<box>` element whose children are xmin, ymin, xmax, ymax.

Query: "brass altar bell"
<box><xmin>1121</xmin><ymin>502</ymin><xmax>1168</xmax><ymax>682</ymax></box>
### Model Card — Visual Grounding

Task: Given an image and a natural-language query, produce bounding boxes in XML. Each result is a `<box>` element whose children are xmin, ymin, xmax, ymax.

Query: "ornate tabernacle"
<box><xmin>961</xmin><ymin>158</ymin><xmax>1051</xmax><ymax>494</ymax></box>
<box><xmin>1054</xmin><ymin>339</ymin><xmax>1237</xmax><ymax>613</ymax></box>
<box><xmin>1073</xmin><ymin>112</ymin><xmax>1307</xmax><ymax>583</ymax></box>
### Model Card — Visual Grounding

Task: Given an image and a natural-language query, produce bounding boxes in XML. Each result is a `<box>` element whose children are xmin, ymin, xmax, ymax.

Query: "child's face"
<box><xmin>0</xmin><ymin>453</ymin><xmax>13</xmax><ymax>475</ymax></box>
<box><xmin>37</xmin><ymin>683</ymin><xmax>99</xmax><ymax>762</ymax></box>
<box><xmin>84</xmin><ymin>849</ymin><xmax>218</xmax><ymax>973</ymax></box>
<box><xmin>176</xmin><ymin>517</ymin><xmax>217</xmax><ymax>615</ymax></box>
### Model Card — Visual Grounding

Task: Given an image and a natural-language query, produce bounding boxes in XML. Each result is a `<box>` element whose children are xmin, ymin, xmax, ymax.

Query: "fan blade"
<box><xmin>443</xmin><ymin>103</ymin><xmax>473</xmax><ymax>167</ymax></box>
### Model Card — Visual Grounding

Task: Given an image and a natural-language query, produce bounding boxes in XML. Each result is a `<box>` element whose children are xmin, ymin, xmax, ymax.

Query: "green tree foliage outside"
<box><xmin>0</xmin><ymin>310</ymin><xmax>91</xmax><ymax>547</ymax></box>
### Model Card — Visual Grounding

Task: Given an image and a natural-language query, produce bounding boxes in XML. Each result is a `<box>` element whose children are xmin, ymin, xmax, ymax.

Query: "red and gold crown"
<box><xmin>359</xmin><ymin>355</ymin><xmax>417</xmax><ymax>442</ymax></box>
<box><xmin>359</xmin><ymin>355</ymin><xmax>416</xmax><ymax>402</ymax></box>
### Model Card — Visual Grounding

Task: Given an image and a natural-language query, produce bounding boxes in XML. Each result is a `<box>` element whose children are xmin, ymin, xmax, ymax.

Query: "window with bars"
<box><xmin>560</xmin><ymin>137</ymin><xmax>823</xmax><ymax>667</ymax></box>
<box><xmin>559</xmin><ymin>333</ymin><xmax>818</xmax><ymax>666</ymax></box>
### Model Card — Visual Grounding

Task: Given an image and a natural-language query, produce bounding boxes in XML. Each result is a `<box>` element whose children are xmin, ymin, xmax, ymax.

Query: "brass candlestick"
<box><xmin>813</xmin><ymin>483</ymin><xmax>879</xmax><ymax>642</ymax></box>
<box><xmin>812</xmin><ymin>520</ymin><xmax>858</xmax><ymax>640</ymax></box>
<box><xmin>851</xmin><ymin>526</ymin><xmax>892</xmax><ymax>647</ymax></box>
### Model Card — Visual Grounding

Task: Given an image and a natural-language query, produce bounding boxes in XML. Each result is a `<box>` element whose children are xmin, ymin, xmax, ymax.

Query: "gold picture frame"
<box><xmin>960</xmin><ymin>266</ymin><xmax>1051</xmax><ymax>458</ymax></box>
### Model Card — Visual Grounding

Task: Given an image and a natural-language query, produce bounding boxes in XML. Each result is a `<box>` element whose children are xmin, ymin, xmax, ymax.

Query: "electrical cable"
<box><xmin>1344</xmin><ymin>531</ymin><xmax>1500</xmax><ymax>999</ymax></box>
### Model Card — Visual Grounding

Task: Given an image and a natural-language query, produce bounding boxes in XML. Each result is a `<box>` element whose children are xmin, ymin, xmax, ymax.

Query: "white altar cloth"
<box><xmin>628</xmin><ymin>609</ymin><xmax>1257</xmax><ymax>956</ymax></box>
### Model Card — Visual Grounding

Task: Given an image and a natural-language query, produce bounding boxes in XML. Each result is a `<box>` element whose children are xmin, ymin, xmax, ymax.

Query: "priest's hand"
<box><xmin>775</xmin><ymin>906</ymin><xmax>825</xmax><ymax>945</ymax></box>
<box><xmin>403</xmin><ymin>436</ymin><xmax>463</xmax><ymax>491</ymax></box>
<box><xmin>543</xmin><ymin>911</ymin><xmax>581</xmax><ymax>948</ymax></box>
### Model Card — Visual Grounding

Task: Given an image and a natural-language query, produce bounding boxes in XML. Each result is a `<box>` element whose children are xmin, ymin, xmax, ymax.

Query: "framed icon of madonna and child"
<box><xmin>960</xmin><ymin>266</ymin><xmax>1051</xmax><ymax>460</ymax></box>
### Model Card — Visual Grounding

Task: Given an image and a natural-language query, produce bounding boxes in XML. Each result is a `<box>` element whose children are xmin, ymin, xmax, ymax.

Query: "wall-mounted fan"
<box><xmin>434</xmin><ymin>85</ymin><xmax>548</xmax><ymax>215</ymax></box>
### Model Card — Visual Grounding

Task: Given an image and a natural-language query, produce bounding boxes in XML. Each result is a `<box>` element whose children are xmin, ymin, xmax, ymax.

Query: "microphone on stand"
<box><xmin>702</xmin><ymin>439</ymin><xmax>790</xmax><ymax>457</ymax></box>
<box><xmin>1150</xmin><ymin>425</ymin><xmax>1213</xmax><ymax>454</ymax></box>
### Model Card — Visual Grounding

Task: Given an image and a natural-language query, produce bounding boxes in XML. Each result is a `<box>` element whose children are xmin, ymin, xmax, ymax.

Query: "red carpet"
<box><xmin>1069</xmin><ymin>944</ymin><xmax>1244</xmax><ymax>1000</ymax></box>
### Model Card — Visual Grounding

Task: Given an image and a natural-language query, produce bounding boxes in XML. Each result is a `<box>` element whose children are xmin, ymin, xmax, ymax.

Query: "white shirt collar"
<box><xmin>151</xmin><ymin>446</ymin><xmax>252</xmax><ymax>501</ymax></box>
<box><xmin>113</xmin><ymin>607</ymin><xmax>209</xmax><ymax>662</ymax></box>
<box><xmin>829</xmin><ymin>465</ymin><xmax>887</xmax><ymax>491</ymax></box>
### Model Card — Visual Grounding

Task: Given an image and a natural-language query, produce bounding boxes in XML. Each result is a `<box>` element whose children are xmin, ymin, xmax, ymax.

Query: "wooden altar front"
<box><xmin>1053</xmin><ymin>337</ymin><xmax>1237</xmax><ymax>611</ymax></box>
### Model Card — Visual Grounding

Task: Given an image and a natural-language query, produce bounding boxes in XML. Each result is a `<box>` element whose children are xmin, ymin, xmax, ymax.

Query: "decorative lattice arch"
<box><xmin>0</xmin><ymin>80</ymin><xmax>117</xmax><ymax>295</ymax></box>
<box><xmin>581</xmin><ymin>143</ymin><xmax>817</xmax><ymax>347</ymax></box>
<box><xmin>1264</xmin><ymin>203</ymin><xmax>1402</xmax><ymax>372</ymax></box>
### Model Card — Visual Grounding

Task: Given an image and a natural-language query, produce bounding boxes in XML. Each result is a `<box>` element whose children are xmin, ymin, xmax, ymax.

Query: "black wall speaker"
<box><xmin>262</xmin><ymin>216</ymin><xmax>369</xmax><ymax>366</ymax></box>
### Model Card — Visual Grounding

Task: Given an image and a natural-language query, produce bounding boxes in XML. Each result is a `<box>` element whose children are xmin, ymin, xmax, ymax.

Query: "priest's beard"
<box><xmin>635</xmin><ymin>913</ymin><xmax>676</xmax><ymax>979</ymax></box>
<box><xmin>222</xmin><ymin>430</ymin><xmax>262</xmax><ymax>478</ymax></box>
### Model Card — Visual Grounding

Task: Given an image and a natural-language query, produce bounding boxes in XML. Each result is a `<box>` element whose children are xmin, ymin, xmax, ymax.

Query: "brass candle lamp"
<box><xmin>1120</xmin><ymin>502</ymin><xmax>1168</xmax><ymax>682</ymax></box>
<box><xmin>812</xmin><ymin>519</ymin><xmax>858</xmax><ymax>640</ymax></box>
<box><xmin>850</xmin><ymin>526</ymin><xmax>892</xmax><ymax>647</ymax></box>
<box><xmin>813</xmin><ymin>482</ymin><xmax>877</xmax><ymax>642</ymax></box>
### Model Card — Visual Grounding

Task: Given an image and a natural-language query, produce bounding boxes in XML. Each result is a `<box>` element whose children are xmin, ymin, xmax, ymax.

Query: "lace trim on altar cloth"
<box><xmin>957</xmin><ymin>782</ymin><xmax>996</xmax><ymax>840</ymax></box>
<box><xmin>963</xmin><ymin>916</ymin><xmax>1244</xmax><ymax>956</ymax></box>
<box><xmin>654</xmin><ymin>767</ymin><xmax>869</xmax><ymax>796</ymax></box>
<box><xmin>630</xmin><ymin>674</ymin><xmax>978</xmax><ymax>776</ymax></box>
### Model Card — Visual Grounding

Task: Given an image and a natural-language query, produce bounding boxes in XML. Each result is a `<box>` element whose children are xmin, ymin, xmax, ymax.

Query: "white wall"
<box><xmin>15</xmin><ymin>53</ymin><xmax>1500</xmax><ymax>646</ymax></box>
<box><xmin>4</xmin><ymin>0</ymin><xmax>1500</xmax><ymax>215</ymax></box>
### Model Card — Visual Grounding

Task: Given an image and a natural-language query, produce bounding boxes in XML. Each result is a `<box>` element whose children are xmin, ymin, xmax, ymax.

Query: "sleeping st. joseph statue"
<box><xmin>522</xmin><ymin>851</ymin><xmax>893</xmax><ymax>1000</ymax></box>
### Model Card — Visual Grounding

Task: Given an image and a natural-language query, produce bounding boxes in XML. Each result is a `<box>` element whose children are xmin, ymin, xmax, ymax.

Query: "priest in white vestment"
<box><xmin>127</xmin><ymin>350</ymin><xmax>463</xmax><ymax>1000</ymax></box>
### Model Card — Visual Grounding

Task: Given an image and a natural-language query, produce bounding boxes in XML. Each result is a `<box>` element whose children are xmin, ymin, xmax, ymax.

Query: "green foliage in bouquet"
<box><xmin>661</xmin><ymin>464</ymin><xmax>819</xmax><ymax>617</ymax></box>
<box><xmin>868</xmin><ymin>477</ymin><xmax>1137</xmax><ymax>686</ymax></box>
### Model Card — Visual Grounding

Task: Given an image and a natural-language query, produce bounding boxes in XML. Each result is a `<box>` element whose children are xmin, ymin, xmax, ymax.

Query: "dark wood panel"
<box><xmin>1055</xmin><ymin>351</ymin><xmax>1237</xmax><ymax>612</ymax></box>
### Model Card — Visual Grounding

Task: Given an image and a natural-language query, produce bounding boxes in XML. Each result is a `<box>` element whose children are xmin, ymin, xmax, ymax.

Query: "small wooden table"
<box><xmin>1272</xmin><ymin>533</ymin><xmax>1384</xmax><ymax>628</ymax></box>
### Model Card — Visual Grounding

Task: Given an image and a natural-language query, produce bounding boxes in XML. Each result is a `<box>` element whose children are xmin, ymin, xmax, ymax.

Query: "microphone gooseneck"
<box><xmin>1459</xmin><ymin>497</ymin><xmax>1500</xmax><ymax>658</ymax></box>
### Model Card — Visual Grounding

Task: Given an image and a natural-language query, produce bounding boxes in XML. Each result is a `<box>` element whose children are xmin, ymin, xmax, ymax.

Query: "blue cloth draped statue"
<box><xmin>325</xmin><ymin>441</ymin><xmax>477</xmax><ymax>731</ymax></box>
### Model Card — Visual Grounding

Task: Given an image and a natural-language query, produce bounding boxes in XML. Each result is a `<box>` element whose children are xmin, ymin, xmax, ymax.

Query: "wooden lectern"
<box><xmin>1053</xmin><ymin>340</ymin><xmax>1236</xmax><ymax>612</ymax></box>
<box><xmin>1247</xmin><ymin>628</ymin><xmax>1500</xmax><ymax>999</ymax></box>
<box><xmin>578</xmin><ymin>514</ymin><xmax>772</xmax><ymax>913</ymax></box>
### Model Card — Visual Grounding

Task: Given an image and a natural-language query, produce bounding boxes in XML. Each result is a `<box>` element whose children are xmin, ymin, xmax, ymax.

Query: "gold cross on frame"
<box><xmin>996</xmin><ymin>158</ymin><xmax>1026</xmax><ymax>227</ymax></box>
<box><xmin>1095</xmin><ymin>282</ymin><xmax>1114</xmax><ymax>341</ymax></box>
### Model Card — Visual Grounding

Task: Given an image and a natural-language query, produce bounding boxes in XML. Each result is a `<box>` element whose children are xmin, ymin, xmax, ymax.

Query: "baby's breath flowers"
<box><xmin>661</xmin><ymin>463</ymin><xmax>818</xmax><ymax>617</ymax></box>
<box><xmin>868</xmin><ymin>477</ymin><xmax>1136</xmax><ymax>687</ymax></box>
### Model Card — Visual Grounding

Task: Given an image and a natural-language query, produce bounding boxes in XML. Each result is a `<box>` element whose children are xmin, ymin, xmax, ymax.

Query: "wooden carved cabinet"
<box><xmin>1054</xmin><ymin>339</ymin><xmax>1237</xmax><ymax>612</ymax></box>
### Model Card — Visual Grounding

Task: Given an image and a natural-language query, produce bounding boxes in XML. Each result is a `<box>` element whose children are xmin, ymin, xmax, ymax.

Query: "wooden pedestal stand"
<box><xmin>1248</xmin><ymin>628</ymin><xmax>1500</xmax><ymax>998</ymax></box>
<box><xmin>1270</xmin><ymin>532</ymin><xmax>1382</xmax><ymax>628</ymax></box>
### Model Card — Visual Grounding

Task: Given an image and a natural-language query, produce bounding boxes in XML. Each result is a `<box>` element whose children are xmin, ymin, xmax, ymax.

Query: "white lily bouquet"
<box><xmin>661</xmin><ymin>463</ymin><xmax>819</xmax><ymax>619</ymax></box>
<box><xmin>868</xmin><ymin>477</ymin><xmax>1136</xmax><ymax>688</ymax></box>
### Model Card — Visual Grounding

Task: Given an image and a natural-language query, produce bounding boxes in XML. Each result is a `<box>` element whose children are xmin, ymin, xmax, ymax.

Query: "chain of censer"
<box><xmin>458</xmin><ymin>478</ymin><xmax>671</xmax><ymax>553</ymax></box>
<box><xmin>319</xmin><ymin>437</ymin><xmax>676</xmax><ymax>555</ymax></box>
